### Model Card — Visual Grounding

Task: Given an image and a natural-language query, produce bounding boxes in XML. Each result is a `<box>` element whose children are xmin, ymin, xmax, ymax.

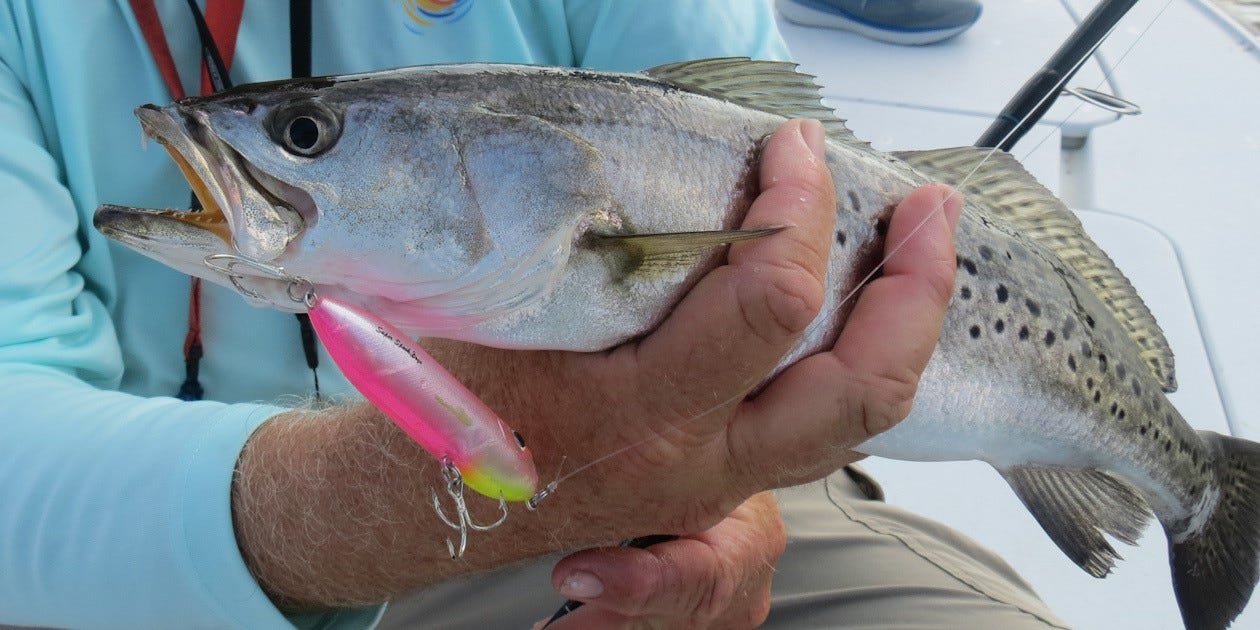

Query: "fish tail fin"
<box><xmin>1168</xmin><ymin>431</ymin><xmax>1260</xmax><ymax>630</ymax></box>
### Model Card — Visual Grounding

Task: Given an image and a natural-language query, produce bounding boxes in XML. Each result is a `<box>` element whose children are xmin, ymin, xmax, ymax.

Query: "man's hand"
<box><xmin>539</xmin><ymin>493</ymin><xmax>785</xmax><ymax>630</ymax></box>
<box><xmin>232</xmin><ymin>119</ymin><xmax>962</xmax><ymax>609</ymax></box>
<box><xmin>424</xmin><ymin>119</ymin><xmax>962</xmax><ymax>535</ymax></box>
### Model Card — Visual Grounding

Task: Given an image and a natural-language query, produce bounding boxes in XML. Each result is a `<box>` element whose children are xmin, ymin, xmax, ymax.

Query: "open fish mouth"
<box><xmin>100</xmin><ymin>104</ymin><xmax>307</xmax><ymax>262</ymax></box>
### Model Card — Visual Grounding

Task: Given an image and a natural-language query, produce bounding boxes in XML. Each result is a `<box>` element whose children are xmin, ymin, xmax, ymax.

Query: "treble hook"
<box><xmin>431</xmin><ymin>457</ymin><xmax>509</xmax><ymax>559</ymax></box>
<box><xmin>203</xmin><ymin>253</ymin><xmax>314</xmax><ymax>306</ymax></box>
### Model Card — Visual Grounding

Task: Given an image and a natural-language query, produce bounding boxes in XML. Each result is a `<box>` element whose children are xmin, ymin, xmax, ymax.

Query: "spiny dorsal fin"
<box><xmin>894</xmin><ymin>147</ymin><xmax>1177</xmax><ymax>392</ymax></box>
<box><xmin>644</xmin><ymin>57</ymin><xmax>867</xmax><ymax>147</ymax></box>
<box><xmin>1000</xmin><ymin>466</ymin><xmax>1152</xmax><ymax>578</ymax></box>
<box><xmin>592</xmin><ymin>227</ymin><xmax>783</xmax><ymax>279</ymax></box>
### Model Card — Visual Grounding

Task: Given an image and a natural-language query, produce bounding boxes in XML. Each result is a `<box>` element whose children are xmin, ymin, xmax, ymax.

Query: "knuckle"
<box><xmin>692</xmin><ymin>558</ymin><xmax>737</xmax><ymax>622</ymax></box>
<box><xmin>623</xmin><ymin>555</ymin><xmax>669</xmax><ymax>617</ymax></box>
<box><xmin>746</xmin><ymin>590</ymin><xmax>774</xmax><ymax>628</ymax></box>
<box><xmin>923</xmin><ymin>258</ymin><xmax>958</xmax><ymax>308</ymax></box>
<box><xmin>737</xmin><ymin>263</ymin><xmax>825</xmax><ymax>346</ymax></box>
<box><xmin>842</xmin><ymin>368</ymin><xmax>919</xmax><ymax>439</ymax></box>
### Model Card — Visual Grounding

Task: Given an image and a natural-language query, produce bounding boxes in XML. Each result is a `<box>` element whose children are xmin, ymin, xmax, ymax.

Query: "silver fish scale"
<box><xmin>860</xmin><ymin>202</ymin><xmax>1212</xmax><ymax>528</ymax></box>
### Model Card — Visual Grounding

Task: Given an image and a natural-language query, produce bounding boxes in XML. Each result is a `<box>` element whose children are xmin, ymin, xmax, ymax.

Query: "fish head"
<box><xmin>95</xmin><ymin>71</ymin><xmax>592</xmax><ymax>326</ymax></box>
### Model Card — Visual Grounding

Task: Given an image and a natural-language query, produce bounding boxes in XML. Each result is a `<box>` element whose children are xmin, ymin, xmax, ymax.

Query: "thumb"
<box><xmin>625</xmin><ymin>118</ymin><xmax>837</xmax><ymax>431</ymax></box>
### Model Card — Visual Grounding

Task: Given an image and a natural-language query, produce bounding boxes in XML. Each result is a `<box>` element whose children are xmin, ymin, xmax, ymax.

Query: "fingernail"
<box><xmin>800</xmin><ymin>119</ymin><xmax>825</xmax><ymax>161</ymax></box>
<box><xmin>530</xmin><ymin>619</ymin><xmax>549</xmax><ymax>630</ymax></box>
<box><xmin>939</xmin><ymin>187</ymin><xmax>962</xmax><ymax>233</ymax></box>
<box><xmin>558</xmin><ymin>571</ymin><xmax>604</xmax><ymax>599</ymax></box>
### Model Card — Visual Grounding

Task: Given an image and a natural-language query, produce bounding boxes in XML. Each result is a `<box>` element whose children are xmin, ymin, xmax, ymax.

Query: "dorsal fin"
<box><xmin>643</xmin><ymin>57</ymin><xmax>868</xmax><ymax>147</ymax></box>
<box><xmin>895</xmin><ymin>147</ymin><xmax>1177</xmax><ymax>392</ymax></box>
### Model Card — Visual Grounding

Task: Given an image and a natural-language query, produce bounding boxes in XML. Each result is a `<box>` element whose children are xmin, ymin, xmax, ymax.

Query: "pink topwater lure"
<box><xmin>306</xmin><ymin>294</ymin><xmax>539</xmax><ymax>503</ymax></box>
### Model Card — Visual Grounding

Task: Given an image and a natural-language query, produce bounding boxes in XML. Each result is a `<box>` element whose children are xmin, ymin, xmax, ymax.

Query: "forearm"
<box><xmin>232</xmin><ymin>401</ymin><xmax>637</xmax><ymax>611</ymax></box>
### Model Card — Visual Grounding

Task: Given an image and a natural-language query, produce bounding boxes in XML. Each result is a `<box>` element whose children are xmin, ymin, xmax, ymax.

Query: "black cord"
<box><xmin>180</xmin><ymin>0</ymin><xmax>323</xmax><ymax>400</ymax></box>
<box><xmin>183</xmin><ymin>0</ymin><xmax>233</xmax><ymax>91</ymax></box>
<box><xmin>289</xmin><ymin>0</ymin><xmax>321</xmax><ymax>400</ymax></box>
<box><xmin>290</xmin><ymin>0</ymin><xmax>312</xmax><ymax>79</ymax></box>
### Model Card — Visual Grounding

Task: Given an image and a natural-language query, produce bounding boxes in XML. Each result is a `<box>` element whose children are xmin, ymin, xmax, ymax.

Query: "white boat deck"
<box><xmin>777</xmin><ymin>1</ymin><xmax>1260</xmax><ymax>628</ymax></box>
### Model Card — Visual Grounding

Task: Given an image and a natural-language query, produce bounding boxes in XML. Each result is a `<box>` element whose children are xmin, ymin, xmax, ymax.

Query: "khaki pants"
<box><xmin>383</xmin><ymin>469</ymin><xmax>1069</xmax><ymax>629</ymax></box>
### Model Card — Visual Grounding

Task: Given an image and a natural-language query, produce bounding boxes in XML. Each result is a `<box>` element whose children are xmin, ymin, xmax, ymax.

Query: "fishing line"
<box><xmin>531</xmin><ymin>0</ymin><xmax>1177</xmax><ymax>504</ymax></box>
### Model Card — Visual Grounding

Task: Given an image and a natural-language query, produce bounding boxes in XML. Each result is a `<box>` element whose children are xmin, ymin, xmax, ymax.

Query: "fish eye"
<box><xmin>286</xmin><ymin>117</ymin><xmax>320</xmax><ymax>151</ymax></box>
<box><xmin>512</xmin><ymin>431</ymin><xmax>527</xmax><ymax>450</ymax></box>
<box><xmin>270</xmin><ymin>101</ymin><xmax>340</xmax><ymax>157</ymax></box>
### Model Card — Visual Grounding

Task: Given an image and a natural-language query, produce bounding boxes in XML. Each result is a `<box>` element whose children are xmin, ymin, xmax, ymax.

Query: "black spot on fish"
<box><xmin>836</xmin><ymin>230</ymin><xmax>847</xmax><ymax>246</ymax></box>
<box><xmin>1087</xmin><ymin>377</ymin><xmax>1095</xmax><ymax>389</ymax></box>
<box><xmin>1140</xmin><ymin>425</ymin><xmax>1147</xmax><ymax>435</ymax></box>
<box><xmin>1019</xmin><ymin>326</ymin><xmax>1030</xmax><ymax>341</ymax></box>
<box><xmin>1068</xmin><ymin>355</ymin><xmax>1078</xmax><ymax>371</ymax></box>
<box><xmin>847</xmin><ymin>190</ymin><xmax>861</xmax><ymax>213</ymax></box>
<box><xmin>1085</xmin><ymin>314</ymin><xmax>1096</xmax><ymax>328</ymax></box>
<box><xmin>995</xmin><ymin>320</ymin><xmax>1005</xmax><ymax>333</ymax></box>
<box><xmin>875</xmin><ymin>218</ymin><xmax>889</xmax><ymax>237</ymax></box>
<box><xmin>969</xmin><ymin>325</ymin><xmax>981</xmax><ymax>339</ymax></box>
<box><xmin>1165</xmin><ymin>441</ymin><xmax>1172</xmax><ymax>452</ymax></box>
<box><xmin>1154</xmin><ymin>428</ymin><xmax>1161</xmax><ymax>440</ymax></box>
<box><xmin>1098</xmin><ymin>354</ymin><xmax>1108</xmax><ymax>372</ymax></box>
<box><xmin>1132</xmin><ymin>379</ymin><xmax>1142</xmax><ymax>396</ymax></box>
<box><xmin>961</xmin><ymin>258</ymin><xmax>978</xmax><ymax>276</ymax></box>
<box><xmin>1080</xmin><ymin>343</ymin><xmax>1093</xmax><ymax>359</ymax></box>
<box><xmin>960</xmin><ymin>287</ymin><xmax>972</xmax><ymax>299</ymax></box>
<box><xmin>1117</xmin><ymin>364</ymin><xmax>1127</xmax><ymax>379</ymax></box>
<box><xmin>1110</xmin><ymin>402</ymin><xmax>1118</xmax><ymax>415</ymax></box>
<box><xmin>979</xmin><ymin>245</ymin><xmax>994</xmax><ymax>261</ymax></box>
<box><xmin>1025</xmin><ymin>299</ymin><xmax>1041</xmax><ymax>317</ymax></box>
<box><xmin>996</xmin><ymin>285</ymin><xmax>1009</xmax><ymax>303</ymax></box>
<box><xmin>1094</xmin><ymin>390</ymin><xmax>1102</xmax><ymax>403</ymax></box>
<box><xmin>1044</xmin><ymin>330</ymin><xmax>1056</xmax><ymax>346</ymax></box>
<box><xmin>1062</xmin><ymin>319</ymin><xmax>1075</xmax><ymax>340</ymax></box>
<box><xmin>1006</xmin><ymin>250</ymin><xmax>1013</xmax><ymax>260</ymax></box>
<box><xmin>1118</xmin><ymin>409</ymin><xmax>1126</xmax><ymax>420</ymax></box>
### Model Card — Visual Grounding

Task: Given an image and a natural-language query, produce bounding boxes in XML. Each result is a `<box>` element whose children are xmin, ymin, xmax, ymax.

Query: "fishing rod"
<box><xmin>976</xmin><ymin>0</ymin><xmax>1141</xmax><ymax>150</ymax></box>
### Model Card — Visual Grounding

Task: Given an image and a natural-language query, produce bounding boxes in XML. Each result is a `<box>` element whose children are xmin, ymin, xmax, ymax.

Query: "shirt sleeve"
<box><xmin>0</xmin><ymin>27</ymin><xmax>380</xmax><ymax>630</ymax></box>
<box><xmin>562</xmin><ymin>0</ymin><xmax>792</xmax><ymax>71</ymax></box>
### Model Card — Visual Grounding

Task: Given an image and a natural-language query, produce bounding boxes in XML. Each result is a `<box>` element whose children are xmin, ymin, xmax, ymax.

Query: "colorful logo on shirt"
<box><xmin>402</xmin><ymin>0</ymin><xmax>474</xmax><ymax>33</ymax></box>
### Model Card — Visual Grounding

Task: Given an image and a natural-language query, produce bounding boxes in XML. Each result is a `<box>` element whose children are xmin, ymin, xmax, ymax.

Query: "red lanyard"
<box><xmin>128</xmin><ymin>0</ymin><xmax>244</xmax><ymax>399</ymax></box>
<box><xmin>129</xmin><ymin>0</ymin><xmax>244</xmax><ymax>99</ymax></box>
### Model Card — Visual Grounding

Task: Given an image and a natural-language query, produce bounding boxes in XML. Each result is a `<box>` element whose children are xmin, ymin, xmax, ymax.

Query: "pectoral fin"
<box><xmin>593</xmin><ymin>226</ymin><xmax>784</xmax><ymax>278</ymax></box>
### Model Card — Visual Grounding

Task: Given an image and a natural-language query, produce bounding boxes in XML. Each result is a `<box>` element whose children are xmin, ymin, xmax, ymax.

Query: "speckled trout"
<box><xmin>93</xmin><ymin>59</ymin><xmax>1258</xmax><ymax>629</ymax></box>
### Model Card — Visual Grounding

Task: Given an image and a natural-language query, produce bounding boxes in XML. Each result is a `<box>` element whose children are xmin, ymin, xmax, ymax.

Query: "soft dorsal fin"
<box><xmin>644</xmin><ymin>57</ymin><xmax>868</xmax><ymax>147</ymax></box>
<box><xmin>894</xmin><ymin>147</ymin><xmax>1177</xmax><ymax>392</ymax></box>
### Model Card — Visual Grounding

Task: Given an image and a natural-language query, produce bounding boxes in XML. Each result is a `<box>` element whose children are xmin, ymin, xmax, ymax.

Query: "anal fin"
<box><xmin>1000</xmin><ymin>466</ymin><xmax>1152</xmax><ymax>578</ymax></box>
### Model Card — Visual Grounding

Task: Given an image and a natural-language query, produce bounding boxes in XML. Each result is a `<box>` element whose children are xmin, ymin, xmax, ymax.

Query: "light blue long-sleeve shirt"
<box><xmin>0</xmin><ymin>1</ymin><xmax>789</xmax><ymax>628</ymax></box>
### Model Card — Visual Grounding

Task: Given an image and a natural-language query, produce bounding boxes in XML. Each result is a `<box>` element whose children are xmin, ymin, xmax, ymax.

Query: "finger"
<box><xmin>728</xmin><ymin>184</ymin><xmax>961</xmax><ymax>485</ymax></box>
<box><xmin>537</xmin><ymin>605</ymin><xmax>633</xmax><ymax>630</ymax></box>
<box><xmin>625</xmin><ymin>118</ymin><xmax>837</xmax><ymax>425</ymax></box>
<box><xmin>550</xmin><ymin>539</ymin><xmax>723</xmax><ymax>619</ymax></box>
<box><xmin>548</xmin><ymin>493</ymin><xmax>783</xmax><ymax>621</ymax></box>
<box><xmin>832</xmin><ymin>183</ymin><xmax>962</xmax><ymax>396</ymax></box>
